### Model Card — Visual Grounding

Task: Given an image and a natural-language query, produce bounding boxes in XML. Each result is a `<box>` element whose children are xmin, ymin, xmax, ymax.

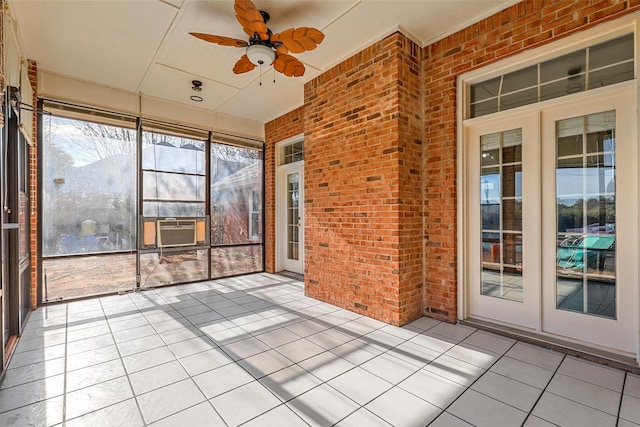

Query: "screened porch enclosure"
<box><xmin>41</xmin><ymin>109</ymin><xmax>264</xmax><ymax>301</ymax></box>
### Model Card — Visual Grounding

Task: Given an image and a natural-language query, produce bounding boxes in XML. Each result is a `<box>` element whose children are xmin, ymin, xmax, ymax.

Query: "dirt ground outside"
<box><xmin>43</xmin><ymin>247</ymin><xmax>262</xmax><ymax>301</ymax></box>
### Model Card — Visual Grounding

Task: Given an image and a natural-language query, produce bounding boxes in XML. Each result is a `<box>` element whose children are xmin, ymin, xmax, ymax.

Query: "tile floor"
<box><xmin>0</xmin><ymin>273</ymin><xmax>638</xmax><ymax>426</ymax></box>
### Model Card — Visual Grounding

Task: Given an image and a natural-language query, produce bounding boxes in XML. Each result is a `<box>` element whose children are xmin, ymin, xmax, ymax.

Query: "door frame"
<box><xmin>275</xmin><ymin>137</ymin><xmax>304</xmax><ymax>274</ymax></box>
<box><xmin>459</xmin><ymin>83</ymin><xmax>639</xmax><ymax>360</ymax></box>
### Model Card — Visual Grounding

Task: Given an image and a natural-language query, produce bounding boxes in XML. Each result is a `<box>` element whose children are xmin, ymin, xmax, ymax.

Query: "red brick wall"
<box><xmin>28</xmin><ymin>60</ymin><xmax>38</xmax><ymax>309</ymax></box>
<box><xmin>422</xmin><ymin>0</ymin><xmax>640</xmax><ymax>322</ymax></box>
<box><xmin>303</xmin><ymin>32</ymin><xmax>423</xmax><ymax>325</ymax></box>
<box><xmin>264</xmin><ymin>107</ymin><xmax>304</xmax><ymax>272</ymax></box>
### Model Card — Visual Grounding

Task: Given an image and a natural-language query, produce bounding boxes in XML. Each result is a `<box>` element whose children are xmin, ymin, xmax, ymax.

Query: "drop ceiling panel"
<box><xmin>141</xmin><ymin>64</ymin><xmax>239</xmax><ymax>111</ymax></box>
<box><xmin>303</xmin><ymin>1</ymin><xmax>511</xmax><ymax>71</ymax></box>
<box><xmin>9</xmin><ymin>0</ymin><xmax>516</xmax><ymax>125</ymax></box>
<box><xmin>217</xmin><ymin>69</ymin><xmax>305</xmax><ymax>122</ymax></box>
<box><xmin>10</xmin><ymin>0</ymin><xmax>178</xmax><ymax>91</ymax></box>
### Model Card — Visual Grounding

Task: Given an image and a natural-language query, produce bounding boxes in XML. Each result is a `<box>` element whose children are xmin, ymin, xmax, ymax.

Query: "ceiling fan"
<box><xmin>190</xmin><ymin>0</ymin><xmax>325</xmax><ymax>78</ymax></box>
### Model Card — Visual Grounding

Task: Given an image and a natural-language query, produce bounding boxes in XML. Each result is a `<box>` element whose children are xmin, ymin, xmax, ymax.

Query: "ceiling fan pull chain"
<box><xmin>273</xmin><ymin>67</ymin><xmax>276</xmax><ymax>84</ymax></box>
<box><xmin>259</xmin><ymin>63</ymin><xmax>263</xmax><ymax>86</ymax></box>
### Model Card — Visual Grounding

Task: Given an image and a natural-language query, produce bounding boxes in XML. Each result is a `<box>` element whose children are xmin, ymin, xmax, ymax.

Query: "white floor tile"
<box><xmin>220</xmin><ymin>336</ymin><xmax>271</xmax><ymax>361</ymax></box>
<box><xmin>360</xmin><ymin>352</ymin><xmax>419</xmax><ymax>384</ymax></box>
<box><xmin>330</xmin><ymin>339</ymin><xmax>382</xmax><ymax>365</ymax></box>
<box><xmin>0</xmin><ymin>395</ymin><xmax>64</xmax><ymax>427</ymax></box>
<box><xmin>1</xmin><ymin>358</ymin><xmax>66</xmax><ymax>389</ymax></box>
<box><xmin>193</xmin><ymin>362</ymin><xmax>254</xmax><ymax>399</ymax></box>
<box><xmin>620</xmin><ymin>394</ymin><xmax>640</xmax><ymax>424</ymax></box>
<box><xmin>557</xmin><ymin>356</ymin><xmax>625</xmax><ymax>392</ymax></box>
<box><xmin>625</xmin><ymin>373</ymin><xmax>640</xmax><ymax>398</ymax></box>
<box><xmin>122</xmin><ymin>346</ymin><xmax>176</xmax><ymax>374</ymax></box>
<box><xmin>328</xmin><ymin>366</ymin><xmax>393</xmax><ymax>405</ymax></box>
<box><xmin>287</xmin><ymin>383</ymin><xmax>359</xmax><ymax>427</ymax></box>
<box><xmin>398</xmin><ymin>368</ymin><xmax>466</xmax><ymax>409</ymax></box>
<box><xmin>547</xmin><ymin>373</ymin><xmax>621</xmax><ymax>415</ymax></box>
<box><xmin>4</xmin><ymin>273</ymin><xmax>637</xmax><ymax>427</ymax></box>
<box><xmin>306</xmin><ymin>328</ymin><xmax>353</xmax><ymax>350</ymax></box>
<box><xmin>66</xmin><ymin>333</ymin><xmax>115</xmax><ymax>356</ymax></box>
<box><xmin>255</xmin><ymin>328</ymin><xmax>302</xmax><ymax>348</ymax></box>
<box><xmin>462</xmin><ymin>330</ymin><xmax>516</xmax><ymax>355</ymax></box>
<box><xmin>504</xmin><ymin>342</ymin><xmax>564</xmax><ymax>371</ymax></box>
<box><xmin>237</xmin><ymin>349</ymin><xmax>295</xmax><ymax>378</ymax></box>
<box><xmin>168</xmin><ymin>335</ymin><xmax>216</xmax><ymax>359</ymax></box>
<box><xmin>522</xmin><ymin>415</ymin><xmax>558</xmax><ymax>426</ymax></box>
<box><xmin>445</xmin><ymin>343</ymin><xmax>500</xmax><ymax>369</ymax></box>
<box><xmin>211</xmin><ymin>381</ymin><xmax>281</xmax><ymax>426</ymax></box>
<box><xmin>298</xmin><ymin>351</ymin><xmax>355</xmax><ymax>382</ymax></box>
<box><xmin>428</xmin><ymin>322</ymin><xmax>476</xmax><ymax>342</ymax></box>
<box><xmin>260</xmin><ymin>364</ymin><xmax>323</xmax><ymax>402</ymax></box>
<box><xmin>385</xmin><ymin>340</ymin><xmax>439</xmax><ymax>367</ymax></box>
<box><xmin>66</xmin><ymin>344</ymin><xmax>120</xmax><ymax>371</ymax></box>
<box><xmin>129</xmin><ymin>360</ymin><xmax>189</xmax><ymax>395</ymax></box>
<box><xmin>242</xmin><ymin>404</ymin><xmax>310</xmax><ymax>427</ymax></box>
<box><xmin>0</xmin><ymin>373</ymin><xmax>65</xmax><ymax>413</ymax></box>
<box><xmin>448</xmin><ymin>389</ymin><xmax>528</xmax><ymax>427</ymax></box>
<box><xmin>471</xmin><ymin>371</ymin><xmax>542</xmax><ymax>412</ymax></box>
<box><xmin>137</xmin><ymin>379</ymin><xmax>206</xmax><ymax>424</ymax></box>
<box><xmin>65</xmin><ymin>376</ymin><xmax>133</xmax><ymax>420</ymax></box>
<box><xmin>276</xmin><ymin>338</ymin><xmax>325</xmax><ymax>363</ymax></box>
<box><xmin>423</xmin><ymin>354</ymin><xmax>486</xmax><ymax>386</ymax></box>
<box><xmin>489</xmin><ymin>356</ymin><xmax>554</xmax><ymax>389</ymax></box>
<box><xmin>334</xmin><ymin>408</ymin><xmax>391</xmax><ymax>426</ymax></box>
<box><xmin>116</xmin><ymin>334</ymin><xmax>166</xmax><ymax>357</ymax></box>
<box><xmin>65</xmin><ymin>358</ymin><xmax>126</xmax><ymax>392</ymax></box>
<box><xmin>149</xmin><ymin>402</ymin><xmax>225</xmax><ymax>427</ymax></box>
<box><xmin>179</xmin><ymin>347</ymin><xmax>234</xmax><ymax>376</ymax></box>
<box><xmin>408</xmin><ymin>332</ymin><xmax>457</xmax><ymax>354</ymax></box>
<box><xmin>65</xmin><ymin>398</ymin><xmax>144</xmax><ymax>427</ymax></box>
<box><xmin>366</xmin><ymin>386</ymin><xmax>441</xmax><ymax>426</ymax></box>
<box><xmin>531</xmin><ymin>392</ymin><xmax>617</xmax><ymax>427</ymax></box>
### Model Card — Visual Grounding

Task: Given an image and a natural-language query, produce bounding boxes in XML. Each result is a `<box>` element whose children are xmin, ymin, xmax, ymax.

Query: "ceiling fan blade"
<box><xmin>234</xmin><ymin>0</ymin><xmax>269</xmax><ymax>41</ymax></box>
<box><xmin>233</xmin><ymin>54</ymin><xmax>257</xmax><ymax>74</ymax></box>
<box><xmin>271</xmin><ymin>27</ymin><xmax>325</xmax><ymax>54</ymax></box>
<box><xmin>273</xmin><ymin>54</ymin><xmax>305</xmax><ymax>77</ymax></box>
<box><xmin>189</xmin><ymin>33</ymin><xmax>248</xmax><ymax>48</ymax></box>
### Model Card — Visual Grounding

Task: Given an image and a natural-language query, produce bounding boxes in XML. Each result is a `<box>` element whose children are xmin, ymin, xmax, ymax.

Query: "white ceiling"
<box><xmin>9</xmin><ymin>0</ymin><xmax>515</xmax><ymax>124</ymax></box>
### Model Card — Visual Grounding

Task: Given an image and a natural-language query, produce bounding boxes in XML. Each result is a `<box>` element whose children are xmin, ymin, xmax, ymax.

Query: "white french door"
<box><xmin>467</xmin><ymin>114</ymin><xmax>540</xmax><ymax>330</ymax></box>
<box><xmin>465</xmin><ymin>88</ymin><xmax>638</xmax><ymax>358</ymax></box>
<box><xmin>277</xmin><ymin>162</ymin><xmax>304</xmax><ymax>274</ymax></box>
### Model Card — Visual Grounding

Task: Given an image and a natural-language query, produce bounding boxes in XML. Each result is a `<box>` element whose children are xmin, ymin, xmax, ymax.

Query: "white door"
<box><xmin>466</xmin><ymin>89</ymin><xmax>638</xmax><ymax>358</ymax></box>
<box><xmin>467</xmin><ymin>114</ymin><xmax>540</xmax><ymax>330</ymax></box>
<box><xmin>278</xmin><ymin>162</ymin><xmax>304</xmax><ymax>274</ymax></box>
<box><xmin>540</xmin><ymin>91</ymin><xmax>637</xmax><ymax>356</ymax></box>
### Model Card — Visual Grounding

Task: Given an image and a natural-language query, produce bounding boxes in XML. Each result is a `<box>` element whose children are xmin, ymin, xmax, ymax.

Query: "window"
<box><xmin>250</xmin><ymin>190</ymin><xmax>260</xmax><ymax>239</ymax></box>
<box><xmin>282</xmin><ymin>140</ymin><xmax>304</xmax><ymax>165</ymax></box>
<box><xmin>470</xmin><ymin>33</ymin><xmax>634</xmax><ymax>118</ymax></box>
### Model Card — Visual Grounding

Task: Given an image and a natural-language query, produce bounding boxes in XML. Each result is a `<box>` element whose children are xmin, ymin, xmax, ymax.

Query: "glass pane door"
<box><xmin>467</xmin><ymin>114</ymin><xmax>540</xmax><ymax>330</ymax></box>
<box><xmin>287</xmin><ymin>172</ymin><xmax>300</xmax><ymax>261</ymax></box>
<box><xmin>555</xmin><ymin>112</ymin><xmax>616</xmax><ymax>318</ymax></box>
<box><xmin>481</xmin><ymin>129</ymin><xmax>523</xmax><ymax>302</ymax></box>
<box><xmin>541</xmin><ymin>90</ymin><xmax>637</xmax><ymax>357</ymax></box>
<box><xmin>280</xmin><ymin>161</ymin><xmax>304</xmax><ymax>274</ymax></box>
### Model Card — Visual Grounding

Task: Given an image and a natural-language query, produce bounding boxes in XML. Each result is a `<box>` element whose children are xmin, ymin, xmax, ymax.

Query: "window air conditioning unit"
<box><xmin>157</xmin><ymin>219</ymin><xmax>197</xmax><ymax>248</ymax></box>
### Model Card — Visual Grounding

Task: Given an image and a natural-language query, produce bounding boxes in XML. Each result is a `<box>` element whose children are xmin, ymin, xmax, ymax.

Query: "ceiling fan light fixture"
<box><xmin>246</xmin><ymin>44</ymin><xmax>275</xmax><ymax>66</ymax></box>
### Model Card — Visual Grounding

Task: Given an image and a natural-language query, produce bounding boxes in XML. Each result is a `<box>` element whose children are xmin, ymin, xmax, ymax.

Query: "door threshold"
<box><xmin>460</xmin><ymin>318</ymin><xmax>639</xmax><ymax>374</ymax></box>
<box><xmin>278</xmin><ymin>271</ymin><xmax>304</xmax><ymax>282</ymax></box>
